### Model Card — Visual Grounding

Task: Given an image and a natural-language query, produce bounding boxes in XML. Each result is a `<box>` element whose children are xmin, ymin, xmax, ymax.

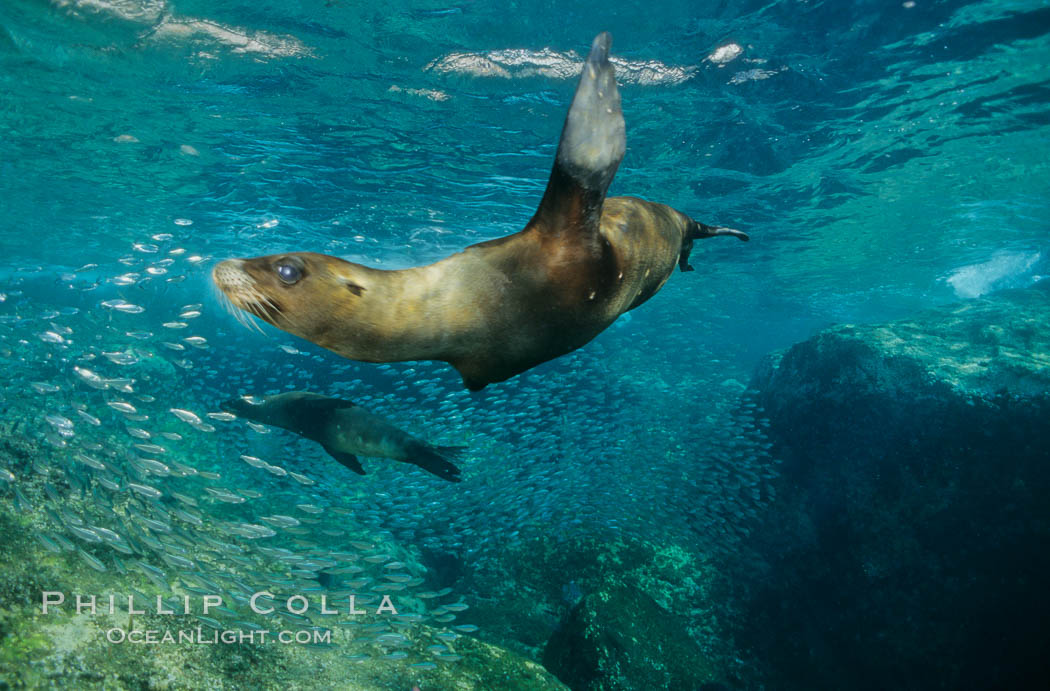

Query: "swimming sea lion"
<box><xmin>221</xmin><ymin>391</ymin><xmax>463</xmax><ymax>482</ymax></box>
<box><xmin>213</xmin><ymin>32</ymin><xmax>748</xmax><ymax>391</ymax></box>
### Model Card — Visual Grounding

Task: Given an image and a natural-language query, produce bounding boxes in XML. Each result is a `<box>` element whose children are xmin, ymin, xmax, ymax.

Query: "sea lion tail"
<box><xmin>679</xmin><ymin>219</ymin><xmax>750</xmax><ymax>271</ymax></box>
<box><xmin>408</xmin><ymin>444</ymin><xmax>465</xmax><ymax>483</ymax></box>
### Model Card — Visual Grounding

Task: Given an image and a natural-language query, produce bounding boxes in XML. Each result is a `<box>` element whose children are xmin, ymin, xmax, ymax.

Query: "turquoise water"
<box><xmin>1</xmin><ymin>1</ymin><xmax>1048</xmax><ymax>689</ymax></box>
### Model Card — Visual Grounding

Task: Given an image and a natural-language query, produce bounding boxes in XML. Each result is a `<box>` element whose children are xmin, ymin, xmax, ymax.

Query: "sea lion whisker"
<box><xmin>232</xmin><ymin>303</ymin><xmax>255</xmax><ymax>331</ymax></box>
<box><xmin>250</xmin><ymin>292</ymin><xmax>280</xmax><ymax>321</ymax></box>
<box><xmin>237</xmin><ymin>298</ymin><xmax>269</xmax><ymax>334</ymax></box>
<box><xmin>241</xmin><ymin>306</ymin><xmax>266</xmax><ymax>334</ymax></box>
<box><xmin>245</xmin><ymin>299</ymin><xmax>266</xmax><ymax>320</ymax></box>
<box><xmin>227</xmin><ymin>295</ymin><xmax>256</xmax><ymax>332</ymax></box>
<box><xmin>253</xmin><ymin>303</ymin><xmax>274</xmax><ymax>323</ymax></box>
<box><xmin>213</xmin><ymin>279</ymin><xmax>237</xmax><ymax>317</ymax></box>
<box><xmin>258</xmin><ymin>294</ymin><xmax>281</xmax><ymax>315</ymax></box>
<box><xmin>211</xmin><ymin>262</ymin><xmax>271</xmax><ymax>334</ymax></box>
<box><xmin>218</xmin><ymin>291</ymin><xmax>251</xmax><ymax>331</ymax></box>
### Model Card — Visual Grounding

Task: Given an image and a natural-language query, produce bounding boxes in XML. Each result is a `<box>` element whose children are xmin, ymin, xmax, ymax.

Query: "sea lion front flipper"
<box><xmin>526</xmin><ymin>32</ymin><xmax>624</xmax><ymax>239</ymax></box>
<box><xmin>320</xmin><ymin>443</ymin><xmax>367</xmax><ymax>475</ymax></box>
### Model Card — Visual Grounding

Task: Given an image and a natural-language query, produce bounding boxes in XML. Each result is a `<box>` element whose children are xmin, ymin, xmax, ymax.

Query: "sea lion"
<box><xmin>221</xmin><ymin>391</ymin><xmax>463</xmax><ymax>482</ymax></box>
<box><xmin>213</xmin><ymin>32</ymin><xmax>748</xmax><ymax>391</ymax></box>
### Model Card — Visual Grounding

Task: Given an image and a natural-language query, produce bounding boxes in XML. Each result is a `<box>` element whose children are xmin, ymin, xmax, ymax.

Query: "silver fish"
<box><xmin>77</xmin><ymin>548</ymin><xmax>107</xmax><ymax>572</ymax></box>
<box><xmin>170</xmin><ymin>408</ymin><xmax>202</xmax><ymax>426</ymax></box>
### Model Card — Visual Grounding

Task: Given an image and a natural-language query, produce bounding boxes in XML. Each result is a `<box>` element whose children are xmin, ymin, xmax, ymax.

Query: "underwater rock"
<box><xmin>743</xmin><ymin>283</ymin><xmax>1050</xmax><ymax>690</ymax></box>
<box><xmin>0</xmin><ymin>459</ymin><xmax>566</xmax><ymax>690</ymax></box>
<box><xmin>755</xmin><ymin>281</ymin><xmax>1050</xmax><ymax>408</ymax></box>
<box><xmin>449</xmin><ymin>533</ymin><xmax>750</xmax><ymax>687</ymax></box>
<box><xmin>542</xmin><ymin>585</ymin><xmax>717</xmax><ymax>691</ymax></box>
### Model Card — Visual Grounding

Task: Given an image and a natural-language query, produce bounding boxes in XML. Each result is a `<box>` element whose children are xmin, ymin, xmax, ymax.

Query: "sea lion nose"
<box><xmin>211</xmin><ymin>259</ymin><xmax>247</xmax><ymax>288</ymax></box>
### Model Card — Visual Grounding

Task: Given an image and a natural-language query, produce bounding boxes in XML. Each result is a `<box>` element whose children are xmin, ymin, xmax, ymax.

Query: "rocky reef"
<box><xmin>5</xmin><ymin>276</ymin><xmax>1047</xmax><ymax>690</ymax></box>
<box><xmin>543</xmin><ymin>585</ymin><xmax>714</xmax><ymax>691</ymax></box>
<box><xmin>0</xmin><ymin>446</ymin><xmax>566</xmax><ymax>691</ymax></box>
<box><xmin>742</xmin><ymin>283</ymin><xmax>1050</xmax><ymax>690</ymax></box>
<box><xmin>451</xmin><ymin>534</ymin><xmax>748</xmax><ymax>691</ymax></box>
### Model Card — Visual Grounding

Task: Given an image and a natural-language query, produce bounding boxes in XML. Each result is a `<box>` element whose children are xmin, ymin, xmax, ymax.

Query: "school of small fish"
<box><xmin>0</xmin><ymin>226</ymin><xmax>777</xmax><ymax>667</ymax></box>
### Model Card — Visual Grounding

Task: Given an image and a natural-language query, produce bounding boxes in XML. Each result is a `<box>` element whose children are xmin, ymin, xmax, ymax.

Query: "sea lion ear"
<box><xmin>345</xmin><ymin>281</ymin><xmax>365</xmax><ymax>296</ymax></box>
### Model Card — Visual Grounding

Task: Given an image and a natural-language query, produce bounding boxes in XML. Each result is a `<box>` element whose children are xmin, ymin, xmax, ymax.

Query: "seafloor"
<box><xmin>2</xmin><ymin>282</ymin><xmax>1048</xmax><ymax>689</ymax></box>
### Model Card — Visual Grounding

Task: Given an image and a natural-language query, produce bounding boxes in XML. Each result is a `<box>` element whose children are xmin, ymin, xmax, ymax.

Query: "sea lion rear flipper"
<box><xmin>526</xmin><ymin>32</ymin><xmax>624</xmax><ymax>239</ymax></box>
<box><xmin>405</xmin><ymin>443</ymin><xmax>463</xmax><ymax>483</ymax></box>
<box><xmin>678</xmin><ymin>221</ymin><xmax>750</xmax><ymax>272</ymax></box>
<box><xmin>320</xmin><ymin>444</ymin><xmax>366</xmax><ymax>475</ymax></box>
<box><xmin>693</xmin><ymin>221</ymin><xmax>749</xmax><ymax>242</ymax></box>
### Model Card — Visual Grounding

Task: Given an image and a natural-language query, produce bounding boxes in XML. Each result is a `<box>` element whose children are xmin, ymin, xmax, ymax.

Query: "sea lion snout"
<box><xmin>211</xmin><ymin>258</ymin><xmax>246</xmax><ymax>291</ymax></box>
<box><xmin>219</xmin><ymin>397</ymin><xmax>244</xmax><ymax>414</ymax></box>
<box><xmin>212</xmin><ymin>258</ymin><xmax>262</xmax><ymax>307</ymax></box>
<box><xmin>212</xmin><ymin>257</ymin><xmax>288</xmax><ymax>328</ymax></box>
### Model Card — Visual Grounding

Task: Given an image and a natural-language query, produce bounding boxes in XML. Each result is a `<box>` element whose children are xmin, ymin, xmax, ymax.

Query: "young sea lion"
<box><xmin>213</xmin><ymin>32</ymin><xmax>748</xmax><ymax>391</ymax></box>
<box><xmin>222</xmin><ymin>391</ymin><xmax>463</xmax><ymax>482</ymax></box>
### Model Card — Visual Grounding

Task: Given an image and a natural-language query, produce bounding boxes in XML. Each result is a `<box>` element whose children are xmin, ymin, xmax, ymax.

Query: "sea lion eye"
<box><xmin>275</xmin><ymin>262</ymin><xmax>302</xmax><ymax>285</ymax></box>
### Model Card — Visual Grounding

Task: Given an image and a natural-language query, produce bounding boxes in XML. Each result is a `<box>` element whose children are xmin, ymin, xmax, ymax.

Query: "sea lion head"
<box><xmin>212</xmin><ymin>252</ymin><xmax>367</xmax><ymax>342</ymax></box>
<box><xmin>219</xmin><ymin>395</ymin><xmax>257</xmax><ymax>417</ymax></box>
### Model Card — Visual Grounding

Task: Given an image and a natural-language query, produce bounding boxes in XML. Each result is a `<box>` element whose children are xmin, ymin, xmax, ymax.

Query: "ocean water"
<box><xmin>1</xmin><ymin>1</ymin><xmax>1048</xmax><ymax>689</ymax></box>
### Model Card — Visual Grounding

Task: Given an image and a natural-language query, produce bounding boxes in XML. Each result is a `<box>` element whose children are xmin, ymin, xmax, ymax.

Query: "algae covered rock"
<box><xmin>542</xmin><ymin>586</ymin><xmax>717</xmax><ymax>691</ymax></box>
<box><xmin>451</xmin><ymin>533</ymin><xmax>750</xmax><ymax>688</ymax></box>
<box><xmin>754</xmin><ymin>280</ymin><xmax>1050</xmax><ymax>423</ymax></box>
<box><xmin>0</xmin><ymin>470</ymin><xmax>567</xmax><ymax>691</ymax></box>
<box><xmin>742</xmin><ymin>283</ymin><xmax>1050</xmax><ymax>690</ymax></box>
